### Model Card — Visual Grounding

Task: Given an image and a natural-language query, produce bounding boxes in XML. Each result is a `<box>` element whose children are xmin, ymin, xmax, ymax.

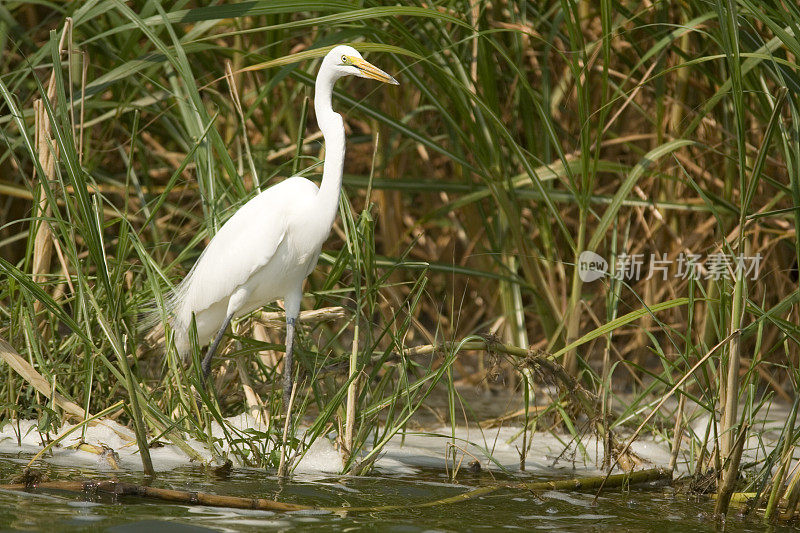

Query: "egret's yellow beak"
<box><xmin>349</xmin><ymin>56</ymin><xmax>399</xmax><ymax>85</ymax></box>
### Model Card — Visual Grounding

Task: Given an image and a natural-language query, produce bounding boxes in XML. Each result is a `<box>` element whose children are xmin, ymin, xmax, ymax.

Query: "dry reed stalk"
<box><xmin>668</xmin><ymin>393</ymin><xmax>686</xmax><ymax>473</ymax></box>
<box><xmin>0</xmin><ymin>336</ymin><xmax>85</xmax><ymax>419</ymax></box>
<box><xmin>252</xmin><ymin>322</ymin><xmax>279</xmax><ymax>371</ymax></box>
<box><xmin>224</xmin><ymin>59</ymin><xmax>259</xmax><ymax>190</ymax></box>
<box><xmin>236</xmin><ymin>355</ymin><xmax>269</xmax><ymax>429</ymax></box>
<box><xmin>344</xmin><ymin>322</ymin><xmax>359</xmax><ymax>460</ymax></box>
<box><xmin>258</xmin><ymin>306</ymin><xmax>345</xmax><ymax>327</ymax></box>
<box><xmin>478</xmin><ymin>404</ymin><xmax>548</xmax><ymax>428</ymax></box>
<box><xmin>32</xmin><ymin>19</ymin><xmax>72</xmax><ymax>260</ymax></box>
<box><xmin>31</xmin><ymin>99</ymin><xmax>54</xmax><ymax>294</ymax></box>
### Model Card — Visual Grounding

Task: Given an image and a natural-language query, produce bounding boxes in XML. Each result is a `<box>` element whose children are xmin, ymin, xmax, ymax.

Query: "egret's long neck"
<box><xmin>315</xmin><ymin>70</ymin><xmax>345</xmax><ymax>220</ymax></box>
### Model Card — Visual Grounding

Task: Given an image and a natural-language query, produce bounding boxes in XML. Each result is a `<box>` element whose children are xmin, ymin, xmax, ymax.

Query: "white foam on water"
<box><xmin>0</xmin><ymin>417</ymin><xmax>213</xmax><ymax>472</ymax></box>
<box><xmin>0</xmin><ymin>416</ymin><xmax>674</xmax><ymax>475</ymax></box>
<box><xmin>294</xmin><ymin>436</ymin><xmax>343</xmax><ymax>474</ymax></box>
<box><xmin>367</xmin><ymin>425</ymin><xmax>674</xmax><ymax>476</ymax></box>
<box><xmin>2</xmin><ymin>402</ymin><xmax>794</xmax><ymax>478</ymax></box>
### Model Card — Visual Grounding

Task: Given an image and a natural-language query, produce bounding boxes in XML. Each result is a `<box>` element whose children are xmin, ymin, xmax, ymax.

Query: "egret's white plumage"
<box><xmin>169</xmin><ymin>175</ymin><xmax>323</xmax><ymax>356</ymax></box>
<box><xmin>165</xmin><ymin>45</ymin><xmax>397</xmax><ymax>406</ymax></box>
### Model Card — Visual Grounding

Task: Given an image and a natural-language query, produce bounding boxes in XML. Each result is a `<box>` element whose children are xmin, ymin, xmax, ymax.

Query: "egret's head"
<box><xmin>324</xmin><ymin>45</ymin><xmax>399</xmax><ymax>85</ymax></box>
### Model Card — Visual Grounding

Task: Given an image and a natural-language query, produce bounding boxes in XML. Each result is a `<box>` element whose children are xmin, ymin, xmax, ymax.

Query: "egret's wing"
<box><xmin>173</xmin><ymin>177</ymin><xmax>317</xmax><ymax>314</ymax></box>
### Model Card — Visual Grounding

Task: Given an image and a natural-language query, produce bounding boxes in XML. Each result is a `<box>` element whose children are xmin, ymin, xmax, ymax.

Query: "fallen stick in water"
<box><xmin>0</xmin><ymin>467</ymin><xmax>671</xmax><ymax>513</ymax></box>
<box><xmin>0</xmin><ymin>479</ymin><xmax>309</xmax><ymax>512</ymax></box>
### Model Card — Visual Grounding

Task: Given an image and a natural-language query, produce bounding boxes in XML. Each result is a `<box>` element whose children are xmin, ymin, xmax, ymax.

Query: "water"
<box><xmin>0</xmin><ymin>453</ymin><xmax>797</xmax><ymax>532</ymax></box>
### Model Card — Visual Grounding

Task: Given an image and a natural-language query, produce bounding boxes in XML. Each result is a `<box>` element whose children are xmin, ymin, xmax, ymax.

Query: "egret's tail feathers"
<box><xmin>140</xmin><ymin>320</ymin><xmax>190</xmax><ymax>358</ymax></box>
<box><xmin>137</xmin><ymin>273</ymin><xmax>194</xmax><ymax>356</ymax></box>
<box><xmin>137</xmin><ymin>290</ymin><xmax>178</xmax><ymax>359</ymax></box>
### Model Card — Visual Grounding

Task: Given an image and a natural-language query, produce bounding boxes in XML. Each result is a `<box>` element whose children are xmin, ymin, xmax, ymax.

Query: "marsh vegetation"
<box><xmin>1</xmin><ymin>0</ymin><xmax>800</xmax><ymax>523</ymax></box>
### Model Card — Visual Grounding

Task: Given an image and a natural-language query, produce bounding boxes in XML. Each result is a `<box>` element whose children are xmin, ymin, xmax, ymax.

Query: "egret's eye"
<box><xmin>341</xmin><ymin>55</ymin><xmax>348</xmax><ymax>64</ymax></box>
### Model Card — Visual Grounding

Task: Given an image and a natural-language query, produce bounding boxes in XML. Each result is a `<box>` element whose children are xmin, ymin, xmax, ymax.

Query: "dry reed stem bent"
<box><xmin>0</xmin><ymin>337</ymin><xmax>86</xmax><ymax>419</ymax></box>
<box><xmin>0</xmin><ymin>468</ymin><xmax>670</xmax><ymax>514</ymax></box>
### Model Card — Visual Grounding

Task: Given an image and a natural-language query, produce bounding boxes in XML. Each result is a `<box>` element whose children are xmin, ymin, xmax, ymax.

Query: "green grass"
<box><xmin>1</xmin><ymin>0</ymin><xmax>800</xmax><ymax>517</ymax></box>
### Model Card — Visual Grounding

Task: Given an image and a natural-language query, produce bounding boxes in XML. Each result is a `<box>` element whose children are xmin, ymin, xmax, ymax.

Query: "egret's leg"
<box><xmin>282</xmin><ymin>316</ymin><xmax>296</xmax><ymax>410</ymax></box>
<box><xmin>202</xmin><ymin>312</ymin><xmax>233</xmax><ymax>379</ymax></box>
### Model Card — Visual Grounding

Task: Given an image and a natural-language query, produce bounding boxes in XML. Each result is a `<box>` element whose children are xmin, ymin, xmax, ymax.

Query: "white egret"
<box><xmin>165</xmin><ymin>45</ymin><xmax>398</xmax><ymax>409</ymax></box>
